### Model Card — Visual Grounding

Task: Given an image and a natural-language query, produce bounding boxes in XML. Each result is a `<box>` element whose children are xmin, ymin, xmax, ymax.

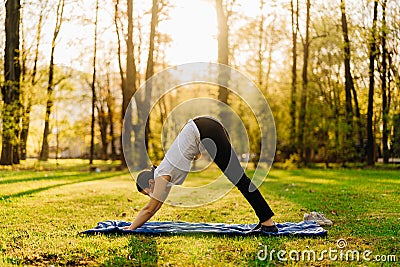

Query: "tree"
<box><xmin>297</xmin><ymin>0</ymin><xmax>311</xmax><ymax>163</ymax></box>
<box><xmin>135</xmin><ymin>0</ymin><xmax>160</xmax><ymax>169</ymax></box>
<box><xmin>381</xmin><ymin>0</ymin><xmax>389</xmax><ymax>164</ymax></box>
<box><xmin>105</xmin><ymin>64</ymin><xmax>118</xmax><ymax>160</ymax></box>
<box><xmin>340</xmin><ymin>0</ymin><xmax>354</xmax><ymax>150</ymax></box>
<box><xmin>1</xmin><ymin>0</ymin><xmax>21</xmax><ymax>165</ymax></box>
<box><xmin>290</xmin><ymin>0</ymin><xmax>299</xmax><ymax>152</ymax></box>
<box><xmin>107</xmin><ymin>91</ymin><xmax>118</xmax><ymax>159</ymax></box>
<box><xmin>119</xmin><ymin>0</ymin><xmax>137</xmax><ymax>168</ymax></box>
<box><xmin>366</xmin><ymin>0</ymin><xmax>378</xmax><ymax>166</ymax></box>
<box><xmin>89</xmin><ymin>0</ymin><xmax>99</xmax><ymax>165</ymax></box>
<box><xmin>95</xmin><ymin>87</ymin><xmax>108</xmax><ymax>160</ymax></box>
<box><xmin>215</xmin><ymin>0</ymin><xmax>231</xmax><ymax>119</ymax></box>
<box><xmin>39</xmin><ymin>0</ymin><xmax>65</xmax><ymax>161</ymax></box>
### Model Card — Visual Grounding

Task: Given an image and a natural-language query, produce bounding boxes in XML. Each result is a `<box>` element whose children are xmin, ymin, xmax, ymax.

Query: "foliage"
<box><xmin>279</xmin><ymin>153</ymin><xmax>301</xmax><ymax>170</ymax></box>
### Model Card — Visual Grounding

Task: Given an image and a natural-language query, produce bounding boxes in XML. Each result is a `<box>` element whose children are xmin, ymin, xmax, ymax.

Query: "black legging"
<box><xmin>193</xmin><ymin>116</ymin><xmax>274</xmax><ymax>222</ymax></box>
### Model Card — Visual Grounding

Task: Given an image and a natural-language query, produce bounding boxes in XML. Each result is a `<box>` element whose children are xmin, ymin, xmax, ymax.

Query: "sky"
<box><xmin>158</xmin><ymin>1</ymin><xmax>218</xmax><ymax>65</ymax></box>
<box><xmin>159</xmin><ymin>0</ymin><xmax>265</xmax><ymax>65</ymax></box>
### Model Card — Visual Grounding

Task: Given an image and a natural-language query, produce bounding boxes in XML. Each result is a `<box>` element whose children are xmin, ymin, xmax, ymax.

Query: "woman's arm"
<box><xmin>125</xmin><ymin>175</ymin><xmax>171</xmax><ymax>230</ymax></box>
<box><xmin>126</xmin><ymin>197</ymin><xmax>163</xmax><ymax>230</ymax></box>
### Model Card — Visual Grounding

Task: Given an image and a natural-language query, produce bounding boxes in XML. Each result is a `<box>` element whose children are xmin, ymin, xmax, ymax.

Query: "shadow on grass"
<box><xmin>0</xmin><ymin>172</ymin><xmax>100</xmax><ymax>185</ymax></box>
<box><xmin>0</xmin><ymin>172</ymin><xmax>127</xmax><ymax>201</ymax></box>
<box><xmin>102</xmin><ymin>236</ymin><xmax>158</xmax><ymax>266</ymax></box>
<box><xmin>264</xmin><ymin>169</ymin><xmax>349</xmax><ymax>183</ymax></box>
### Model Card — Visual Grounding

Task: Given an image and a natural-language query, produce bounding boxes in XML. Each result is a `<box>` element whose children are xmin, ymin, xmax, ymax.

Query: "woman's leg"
<box><xmin>193</xmin><ymin>117</ymin><xmax>274</xmax><ymax>223</ymax></box>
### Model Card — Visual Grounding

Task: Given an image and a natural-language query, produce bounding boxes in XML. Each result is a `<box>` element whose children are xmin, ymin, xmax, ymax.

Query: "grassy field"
<box><xmin>0</xmin><ymin>159</ymin><xmax>399</xmax><ymax>266</ymax></box>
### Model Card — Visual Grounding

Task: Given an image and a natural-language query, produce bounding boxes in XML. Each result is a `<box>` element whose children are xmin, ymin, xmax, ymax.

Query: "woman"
<box><xmin>124</xmin><ymin>116</ymin><xmax>277</xmax><ymax>233</ymax></box>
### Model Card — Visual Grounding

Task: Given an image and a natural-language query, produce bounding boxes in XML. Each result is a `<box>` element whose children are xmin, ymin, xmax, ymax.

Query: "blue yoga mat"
<box><xmin>81</xmin><ymin>221</ymin><xmax>327</xmax><ymax>237</ymax></box>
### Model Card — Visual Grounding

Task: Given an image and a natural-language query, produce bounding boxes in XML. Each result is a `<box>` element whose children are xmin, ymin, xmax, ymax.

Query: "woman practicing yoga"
<box><xmin>124</xmin><ymin>116</ymin><xmax>277</xmax><ymax>233</ymax></box>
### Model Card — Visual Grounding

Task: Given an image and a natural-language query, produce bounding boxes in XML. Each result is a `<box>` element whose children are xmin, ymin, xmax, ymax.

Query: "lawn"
<box><xmin>0</xmin><ymin>159</ymin><xmax>399</xmax><ymax>266</ymax></box>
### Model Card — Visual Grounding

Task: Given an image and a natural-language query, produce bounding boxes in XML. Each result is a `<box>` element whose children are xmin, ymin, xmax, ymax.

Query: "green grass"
<box><xmin>0</xmin><ymin>160</ymin><xmax>399</xmax><ymax>266</ymax></box>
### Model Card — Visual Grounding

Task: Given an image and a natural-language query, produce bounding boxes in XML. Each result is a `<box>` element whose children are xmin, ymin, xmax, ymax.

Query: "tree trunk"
<box><xmin>105</xmin><ymin>66</ymin><xmax>117</xmax><ymax>159</ymax></box>
<box><xmin>96</xmin><ymin>104</ymin><xmax>108</xmax><ymax>160</ymax></box>
<box><xmin>19</xmin><ymin>6</ymin><xmax>27</xmax><ymax>161</ymax></box>
<box><xmin>298</xmin><ymin>0</ymin><xmax>310</xmax><ymax>164</ymax></box>
<box><xmin>393</xmin><ymin>114</ymin><xmax>400</xmax><ymax>158</ymax></box>
<box><xmin>90</xmin><ymin>0</ymin><xmax>99</xmax><ymax>165</ymax></box>
<box><xmin>114</xmin><ymin>0</ymin><xmax>136</xmax><ymax>168</ymax></box>
<box><xmin>120</xmin><ymin>0</ymin><xmax>137</xmax><ymax>168</ymax></box>
<box><xmin>108</xmin><ymin>106</ymin><xmax>117</xmax><ymax>159</ymax></box>
<box><xmin>134</xmin><ymin>0</ymin><xmax>159</xmax><ymax>169</ymax></box>
<box><xmin>114</xmin><ymin>0</ymin><xmax>126</xmax><ymax>163</ymax></box>
<box><xmin>215</xmin><ymin>0</ymin><xmax>230</xmax><ymax>120</ymax></box>
<box><xmin>350</xmin><ymin>86</ymin><xmax>363</xmax><ymax>161</ymax></box>
<box><xmin>366</xmin><ymin>0</ymin><xmax>378</xmax><ymax>166</ymax></box>
<box><xmin>39</xmin><ymin>49</ymin><xmax>54</xmax><ymax>161</ymax></box>
<box><xmin>290</xmin><ymin>0</ymin><xmax>298</xmax><ymax>152</ymax></box>
<box><xmin>20</xmin><ymin>101</ymin><xmax>31</xmax><ymax>160</ymax></box>
<box><xmin>381</xmin><ymin>0</ymin><xmax>389</xmax><ymax>164</ymax></box>
<box><xmin>340</xmin><ymin>0</ymin><xmax>354</xmax><ymax>154</ymax></box>
<box><xmin>1</xmin><ymin>0</ymin><xmax>21</xmax><ymax>165</ymax></box>
<box><xmin>256</xmin><ymin>0</ymin><xmax>265</xmax><ymax>91</ymax></box>
<box><xmin>39</xmin><ymin>0</ymin><xmax>64</xmax><ymax>161</ymax></box>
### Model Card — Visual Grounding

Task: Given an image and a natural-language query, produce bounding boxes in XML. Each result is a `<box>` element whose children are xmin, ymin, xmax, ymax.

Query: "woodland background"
<box><xmin>1</xmin><ymin>0</ymin><xmax>399</xmax><ymax>168</ymax></box>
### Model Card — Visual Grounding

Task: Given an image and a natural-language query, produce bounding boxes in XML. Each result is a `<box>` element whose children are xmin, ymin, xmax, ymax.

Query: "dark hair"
<box><xmin>136</xmin><ymin>165</ymin><xmax>157</xmax><ymax>192</ymax></box>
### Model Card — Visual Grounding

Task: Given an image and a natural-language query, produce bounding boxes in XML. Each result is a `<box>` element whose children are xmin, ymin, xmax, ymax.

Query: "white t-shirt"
<box><xmin>154</xmin><ymin>119</ymin><xmax>201</xmax><ymax>185</ymax></box>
